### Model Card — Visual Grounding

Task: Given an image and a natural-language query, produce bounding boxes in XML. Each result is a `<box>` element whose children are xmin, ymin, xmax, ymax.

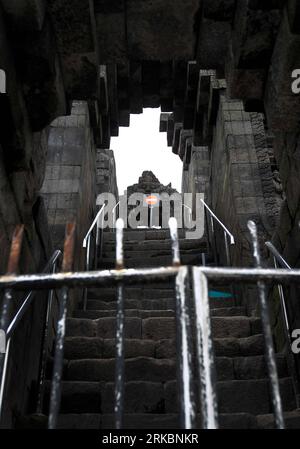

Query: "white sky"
<box><xmin>111</xmin><ymin>108</ymin><xmax>182</xmax><ymax>195</ymax></box>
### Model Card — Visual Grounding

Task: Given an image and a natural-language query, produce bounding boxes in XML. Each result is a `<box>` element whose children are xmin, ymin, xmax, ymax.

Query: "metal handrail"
<box><xmin>83</xmin><ymin>204</ymin><xmax>105</xmax><ymax>248</ymax></box>
<box><xmin>82</xmin><ymin>205</ymin><xmax>105</xmax><ymax>310</ymax></box>
<box><xmin>200</xmin><ymin>199</ymin><xmax>235</xmax><ymax>244</ymax></box>
<box><xmin>0</xmin><ymin>249</ymin><xmax>62</xmax><ymax>421</ymax></box>
<box><xmin>200</xmin><ymin>199</ymin><xmax>235</xmax><ymax>267</ymax></box>
<box><xmin>265</xmin><ymin>241</ymin><xmax>300</xmax><ymax>408</ymax></box>
<box><xmin>265</xmin><ymin>241</ymin><xmax>291</xmax><ymax>270</ymax></box>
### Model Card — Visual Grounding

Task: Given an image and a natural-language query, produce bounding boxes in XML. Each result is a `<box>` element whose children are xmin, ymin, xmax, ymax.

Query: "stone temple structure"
<box><xmin>0</xmin><ymin>0</ymin><xmax>300</xmax><ymax>430</ymax></box>
<box><xmin>126</xmin><ymin>171</ymin><xmax>178</xmax><ymax>197</ymax></box>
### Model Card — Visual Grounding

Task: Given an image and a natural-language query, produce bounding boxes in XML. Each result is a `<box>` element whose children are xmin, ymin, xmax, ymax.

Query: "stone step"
<box><xmin>86</xmin><ymin>296</ymin><xmax>237</xmax><ymax>310</ymax></box>
<box><xmin>87</xmin><ymin>287</ymin><xmax>176</xmax><ymax>300</ymax></box>
<box><xmin>63</xmin><ymin>355</ymin><xmax>287</xmax><ymax>383</ymax></box>
<box><xmin>66</xmin><ymin>316</ymin><xmax>261</xmax><ymax>340</ymax></box>
<box><xmin>44</xmin><ymin>377</ymin><xmax>296</xmax><ymax>416</ymax></box>
<box><xmin>103</xmin><ymin>229</ymin><xmax>187</xmax><ymax>241</ymax></box>
<box><xmin>86</xmin><ymin>298</ymin><xmax>176</xmax><ymax>311</ymax></box>
<box><xmin>103</xmin><ymin>239</ymin><xmax>206</xmax><ymax>251</ymax></box>
<box><xmin>73</xmin><ymin>309</ymin><xmax>175</xmax><ymax>319</ymax></box>
<box><xmin>17</xmin><ymin>409</ymin><xmax>300</xmax><ymax>429</ymax></box>
<box><xmin>64</xmin><ymin>334</ymin><xmax>265</xmax><ymax>361</ymax></box>
<box><xmin>98</xmin><ymin>254</ymin><xmax>201</xmax><ymax>268</ymax></box>
<box><xmin>165</xmin><ymin>378</ymin><xmax>296</xmax><ymax>415</ymax></box>
<box><xmin>55</xmin><ymin>412</ymin><xmax>258</xmax><ymax>429</ymax></box>
<box><xmin>256</xmin><ymin>409</ymin><xmax>300</xmax><ymax>429</ymax></box>
<box><xmin>73</xmin><ymin>306</ymin><xmax>245</xmax><ymax>320</ymax></box>
<box><xmin>65</xmin><ymin>358</ymin><xmax>176</xmax><ymax>382</ymax></box>
<box><xmin>101</xmin><ymin>249</ymin><xmax>201</xmax><ymax>260</ymax></box>
<box><xmin>214</xmin><ymin>334</ymin><xmax>265</xmax><ymax>357</ymax></box>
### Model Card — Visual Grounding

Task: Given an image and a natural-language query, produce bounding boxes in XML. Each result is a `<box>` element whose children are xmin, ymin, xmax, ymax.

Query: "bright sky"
<box><xmin>111</xmin><ymin>108</ymin><xmax>182</xmax><ymax>195</ymax></box>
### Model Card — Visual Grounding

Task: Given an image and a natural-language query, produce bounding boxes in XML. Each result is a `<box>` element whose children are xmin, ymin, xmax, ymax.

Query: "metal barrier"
<box><xmin>82</xmin><ymin>205</ymin><xmax>105</xmax><ymax>310</ymax></box>
<box><xmin>265</xmin><ymin>241</ymin><xmax>300</xmax><ymax>407</ymax></box>
<box><xmin>0</xmin><ymin>237</ymin><xmax>62</xmax><ymax>421</ymax></box>
<box><xmin>0</xmin><ymin>218</ymin><xmax>297</xmax><ymax>429</ymax></box>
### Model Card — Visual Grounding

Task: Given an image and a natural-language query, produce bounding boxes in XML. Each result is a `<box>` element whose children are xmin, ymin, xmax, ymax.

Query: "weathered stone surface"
<box><xmin>126</xmin><ymin>0</ymin><xmax>200</xmax><ymax>60</ymax></box>
<box><xmin>101</xmin><ymin>381</ymin><xmax>165</xmax><ymax>413</ymax></box>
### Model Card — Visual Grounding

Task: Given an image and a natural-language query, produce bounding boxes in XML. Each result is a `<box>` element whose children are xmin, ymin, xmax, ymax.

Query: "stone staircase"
<box><xmin>21</xmin><ymin>228</ymin><xmax>300</xmax><ymax>429</ymax></box>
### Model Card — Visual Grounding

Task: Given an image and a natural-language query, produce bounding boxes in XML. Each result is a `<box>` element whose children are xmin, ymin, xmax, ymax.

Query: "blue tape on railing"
<box><xmin>209</xmin><ymin>290</ymin><xmax>233</xmax><ymax>299</ymax></box>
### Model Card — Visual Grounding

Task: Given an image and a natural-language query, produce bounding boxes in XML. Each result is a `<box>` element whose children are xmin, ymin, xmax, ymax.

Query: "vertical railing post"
<box><xmin>192</xmin><ymin>267</ymin><xmax>219</xmax><ymax>429</ymax></box>
<box><xmin>0</xmin><ymin>225</ymin><xmax>24</xmax><ymax>418</ymax></box>
<box><xmin>48</xmin><ymin>223</ymin><xmax>76</xmax><ymax>430</ymax></box>
<box><xmin>247</xmin><ymin>221</ymin><xmax>284</xmax><ymax>429</ymax></box>
<box><xmin>210</xmin><ymin>216</ymin><xmax>218</xmax><ymax>265</ymax></box>
<box><xmin>83</xmin><ymin>234</ymin><xmax>90</xmax><ymax>311</ymax></box>
<box><xmin>0</xmin><ymin>338</ymin><xmax>11</xmax><ymax>422</ymax></box>
<box><xmin>224</xmin><ymin>231</ymin><xmax>231</xmax><ymax>267</ymax></box>
<box><xmin>36</xmin><ymin>260</ymin><xmax>58</xmax><ymax>415</ymax></box>
<box><xmin>175</xmin><ymin>267</ymin><xmax>197</xmax><ymax>429</ymax></box>
<box><xmin>115</xmin><ymin>218</ymin><xmax>125</xmax><ymax>429</ymax></box>
<box><xmin>169</xmin><ymin>218</ymin><xmax>196</xmax><ymax>429</ymax></box>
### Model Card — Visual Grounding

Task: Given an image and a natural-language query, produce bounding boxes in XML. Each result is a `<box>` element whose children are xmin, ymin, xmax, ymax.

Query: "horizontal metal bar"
<box><xmin>0</xmin><ymin>267</ymin><xmax>181</xmax><ymax>290</ymax></box>
<box><xmin>265</xmin><ymin>241</ymin><xmax>291</xmax><ymax>270</ymax></box>
<box><xmin>83</xmin><ymin>205</ymin><xmax>105</xmax><ymax>248</ymax></box>
<box><xmin>1</xmin><ymin>266</ymin><xmax>300</xmax><ymax>291</ymax></box>
<box><xmin>200</xmin><ymin>199</ymin><xmax>235</xmax><ymax>245</ymax></box>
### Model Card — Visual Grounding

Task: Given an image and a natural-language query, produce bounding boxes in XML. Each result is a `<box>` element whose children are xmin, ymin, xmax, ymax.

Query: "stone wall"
<box><xmin>96</xmin><ymin>149</ymin><xmax>119</xmax><ymax>199</ymax></box>
<box><xmin>0</xmin><ymin>132</ymin><xmax>53</xmax><ymax>427</ymax></box>
<box><xmin>41</xmin><ymin>100</ymin><xmax>97</xmax><ymax>276</ymax></box>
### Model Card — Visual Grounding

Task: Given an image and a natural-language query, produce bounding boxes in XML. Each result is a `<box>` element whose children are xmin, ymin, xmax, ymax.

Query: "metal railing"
<box><xmin>200</xmin><ymin>199</ymin><xmax>235</xmax><ymax>267</ymax></box>
<box><xmin>0</xmin><ymin>239</ymin><xmax>62</xmax><ymax>422</ymax></box>
<box><xmin>82</xmin><ymin>205</ymin><xmax>105</xmax><ymax>310</ymax></box>
<box><xmin>265</xmin><ymin>241</ymin><xmax>300</xmax><ymax>407</ymax></box>
<box><xmin>3</xmin><ymin>206</ymin><xmax>300</xmax><ymax>430</ymax></box>
<box><xmin>0</xmin><ymin>218</ymin><xmax>294</xmax><ymax>429</ymax></box>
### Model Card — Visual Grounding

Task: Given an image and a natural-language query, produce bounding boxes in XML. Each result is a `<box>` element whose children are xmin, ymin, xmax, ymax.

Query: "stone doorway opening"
<box><xmin>111</xmin><ymin>108</ymin><xmax>182</xmax><ymax>196</ymax></box>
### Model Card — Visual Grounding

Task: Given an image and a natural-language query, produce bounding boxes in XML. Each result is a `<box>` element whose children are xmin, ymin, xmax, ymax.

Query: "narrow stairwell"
<box><xmin>45</xmin><ymin>228</ymin><xmax>300</xmax><ymax>428</ymax></box>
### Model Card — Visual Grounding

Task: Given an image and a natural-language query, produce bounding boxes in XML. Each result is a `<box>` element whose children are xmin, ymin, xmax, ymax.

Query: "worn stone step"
<box><xmin>66</xmin><ymin>357</ymin><xmax>176</xmax><ymax>382</ymax></box>
<box><xmin>65</xmin><ymin>352</ymin><xmax>288</xmax><ymax>382</ymax></box>
<box><xmin>66</xmin><ymin>316</ymin><xmax>261</xmax><ymax>340</ymax></box>
<box><xmin>23</xmin><ymin>411</ymin><xmax>300</xmax><ymax>429</ymax></box>
<box><xmin>101</xmin><ymin>249</ymin><xmax>202</xmax><ymax>259</ymax></box>
<box><xmin>86</xmin><ymin>296</ymin><xmax>236</xmax><ymax>311</ymax></box>
<box><xmin>63</xmin><ymin>335</ymin><xmax>266</xmax><ymax>361</ymax></box>
<box><xmin>210</xmin><ymin>307</ymin><xmax>245</xmax><ymax>317</ymax></box>
<box><xmin>73</xmin><ymin>306</ymin><xmax>245</xmax><ymax>320</ymax></box>
<box><xmin>99</xmin><ymin>254</ymin><xmax>201</xmax><ymax>268</ymax></box>
<box><xmin>44</xmin><ymin>381</ymin><xmax>166</xmax><ymax>415</ymax></box>
<box><xmin>59</xmin><ymin>413</ymin><xmax>179</xmax><ymax>429</ymax></box>
<box><xmin>87</xmin><ymin>287</ymin><xmax>175</xmax><ymax>300</ymax></box>
<box><xmin>256</xmin><ymin>409</ymin><xmax>300</xmax><ymax>429</ymax></box>
<box><xmin>86</xmin><ymin>298</ymin><xmax>176</xmax><ymax>311</ymax></box>
<box><xmin>66</xmin><ymin>317</ymin><xmax>142</xmax><ymax>339</ymax></box>
<box><xmin>64</xmin><ymin>334</ymin><xmax>266</xmax><ymax>361</ymax></box>
<box><xmin>104</xmin><ymin>239</ymin><xmax>206</xmax><ymax>251</ymax></box>
<box><xmin>65</xmin><ymin>337</ymin><xmax>288</xmax><ymax>380</ymax></box>
<box><xmin>99</xmin><ymin>413</ymin><xmax>258</xmax><ymax>429</ymax></box>
<box><xmin>47</xmin><ymin>377</ymin><xmax>296</xmax><ymax>419</ymax></box>
<box><xmin>104</xmin><ymin>229</ymin><xmax>187</xmax><ymax>241</ymax></box>
<box><xmin>214</xmin><ymin>334</ymin><xmax>265</xmax><ymax>357</ymax></box>
<box><xmin>74</xmin><ymin>309</ymin><xmax>174</xmax><ymax>319</ymax></box>
<box><xmin>165</xmin><ymin>378</ymin><xmax>296</xmax><ymax>415</ymax></box>
<box><xmin>216</xmin><ymin>354</ymin><xmax>288</xmax><ymax>381</ymax></box>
